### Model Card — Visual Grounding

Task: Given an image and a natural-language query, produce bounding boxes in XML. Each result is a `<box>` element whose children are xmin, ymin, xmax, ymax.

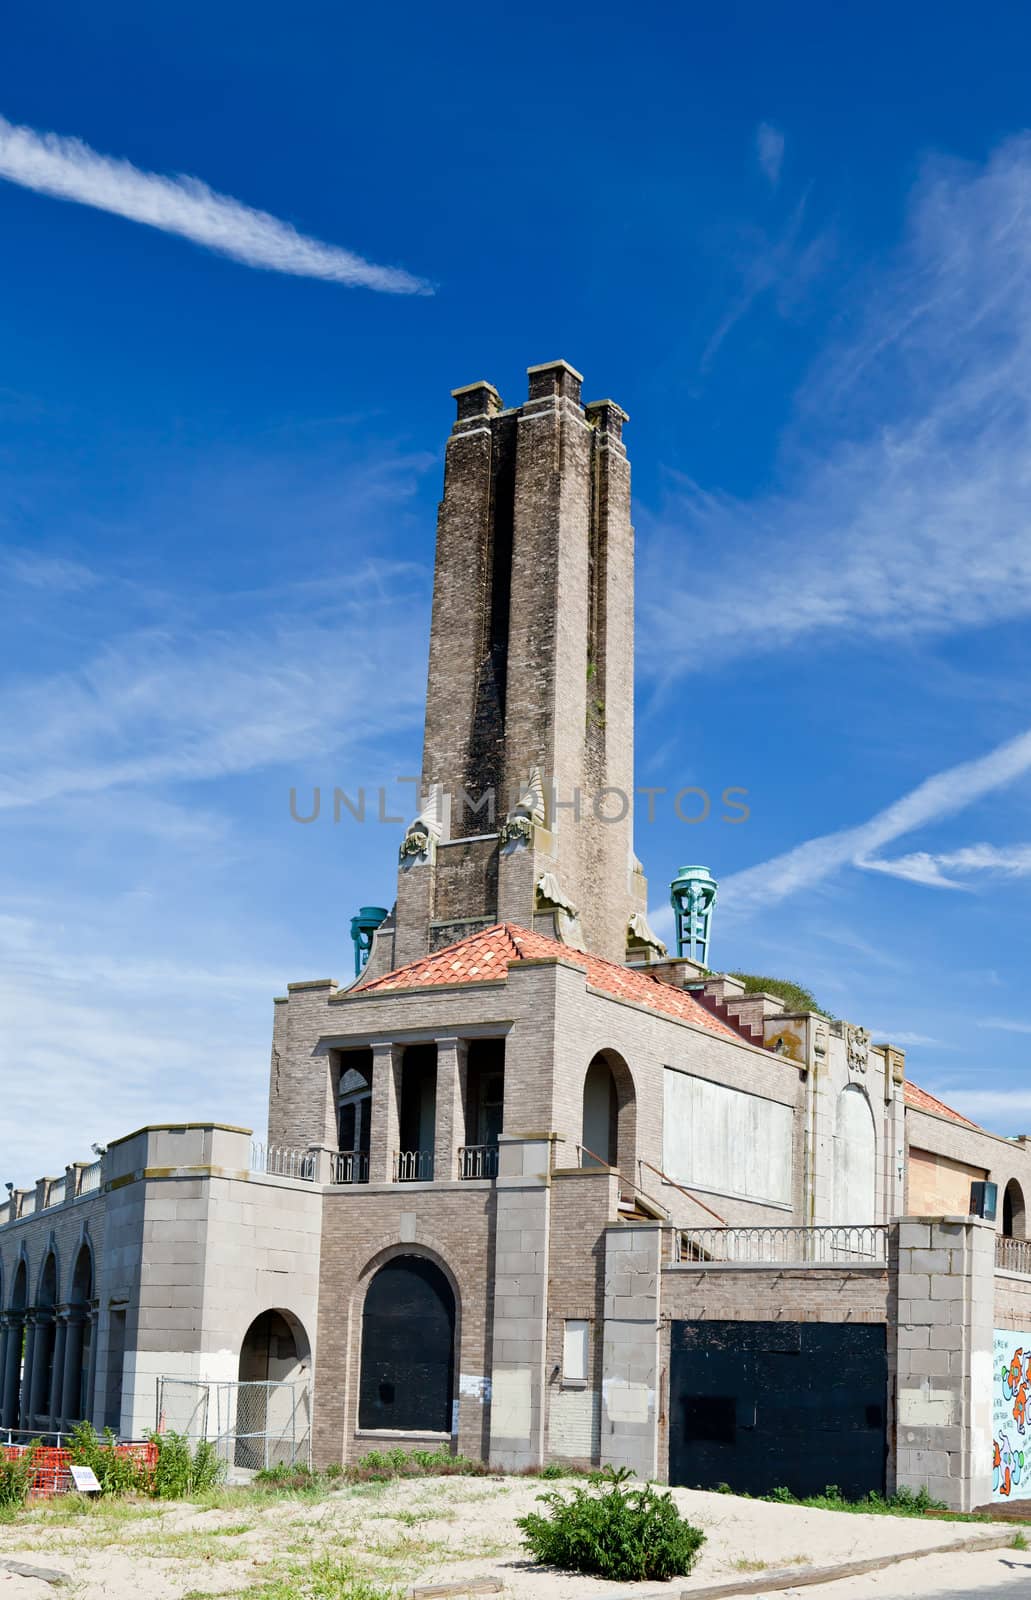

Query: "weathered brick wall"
<box><xmin>906</xmin><ymin>1110</ymin><xmax>1031</xmax><ymax>1226</ymax></box>
<box><xmin>313</xmin><ymin>1185</ymin><xmax>496</xmax><ymax>1466</ymax></box>
<box><xmin>995</xmin><ymin>1269</ymin><xmax>1031</xmax><ymax>1330</ymax></box>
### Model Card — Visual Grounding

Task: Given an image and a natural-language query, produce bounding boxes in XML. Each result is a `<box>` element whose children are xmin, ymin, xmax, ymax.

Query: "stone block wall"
<box><xmin>894</xmin><ymin>1216</ymin><xmax>994</xmax><ymax>1510</ymax></box>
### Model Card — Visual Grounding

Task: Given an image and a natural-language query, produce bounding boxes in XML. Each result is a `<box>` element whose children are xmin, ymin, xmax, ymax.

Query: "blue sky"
<box><xmin>3</xmin><ymin>0</ymin><xmax>1031</xmax><ymax>1182</ymax></box>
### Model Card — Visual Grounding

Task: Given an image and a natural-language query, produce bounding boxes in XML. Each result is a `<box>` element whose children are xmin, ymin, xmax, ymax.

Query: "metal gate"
<box><xmin>156</xmin><ymin>1377</ymin><xmax>311</xmax><ymax>1472</ymax></box>
<box><xmin>669</xmin><ymin>1320</ymin><xmax>887</xmax><ymax>1500</ymax></box>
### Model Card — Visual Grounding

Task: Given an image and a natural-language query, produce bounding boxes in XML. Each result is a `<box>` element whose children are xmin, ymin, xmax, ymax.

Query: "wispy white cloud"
<box><xmin>721</xmin><ymin>723</ymin><xmax>1031</xmax><ymax>914</ymax></box>
<box><xmin>0</xmin><ymin>112</ymin><xmax>430</xmax><ymax>294</ymax></box>
<box><xmin>756</xmin><ymin>122</ymin><xmax>785</xmax><ymax>186</ymax></box>
<box><xmin>860</xmin><ymin>842</ymin><xmax>1031</xmax><ymax>889</ymax></box>
<box><xmin>640</xmin><ymin>135</ymin><xmax>1031</xmax><ymax>668</ymax></box>
<box><xmin>2</xmin><ymin>547</ymin><xmax>97</xmax><ymax>592</ymax></box>
<box><xmin>985</xmin><ymin>1019</ymin><xmax>1031</xmax><ymax>1036</ymax></box>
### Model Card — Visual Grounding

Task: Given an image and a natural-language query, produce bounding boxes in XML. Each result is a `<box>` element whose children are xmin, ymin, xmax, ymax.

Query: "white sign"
<box><xmin>69</xmin><ymin>1464</ymin><xmax>101</xmax><ymax>1494</ymax></box>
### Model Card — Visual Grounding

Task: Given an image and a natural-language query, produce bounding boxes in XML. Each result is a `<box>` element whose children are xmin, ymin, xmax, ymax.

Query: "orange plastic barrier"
<box><xmin>1</xmin><ymin>1439</ymin><xmax>159</xmax><ymax>1500</ymax></box>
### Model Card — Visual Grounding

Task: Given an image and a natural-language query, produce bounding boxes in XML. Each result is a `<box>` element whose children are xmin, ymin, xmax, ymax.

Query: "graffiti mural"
<box><xmin>993</xmin><ymin>1330</ymin><xmax>1031</xmax><ymax>1500</ymax></box>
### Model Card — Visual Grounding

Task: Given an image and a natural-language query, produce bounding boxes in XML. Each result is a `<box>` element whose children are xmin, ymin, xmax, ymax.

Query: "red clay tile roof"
<box><xmin>357</xmin><ymin>923</ymin><xmax>742</xmax><ymax>1041</ymax></box>
<box><xmin>904</xmin><ymin>1080</ymin><xmax>979</xmax><ymax>1128</ymax></box>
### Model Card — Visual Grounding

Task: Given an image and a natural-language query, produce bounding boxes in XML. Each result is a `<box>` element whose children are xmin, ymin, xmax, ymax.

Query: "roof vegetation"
<box><xmin>730</xmin><ymin>973</ymin><xmax>833</xmax><ymax>1019</ymax></box>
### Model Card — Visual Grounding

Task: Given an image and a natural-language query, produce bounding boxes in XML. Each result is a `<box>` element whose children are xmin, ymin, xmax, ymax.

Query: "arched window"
<box><xmin>359</xmin><ymin>1256</ymin><xmax>455</xmax><ymax>1433</ymax></box>
<box><xmin>1004</xmin><ymin>1179</ymin><xmax>1026</xmax><ymax>1239</ymax></box>
<box><xmin>831</xmin><ymin>1085</ymin><xmax>877</xmax><ymax>1226</ymax></box>
<box><xmin>581</xmin><ymin>1051</ymin><xmax>636</xmax><ymax>1173</ymax></box>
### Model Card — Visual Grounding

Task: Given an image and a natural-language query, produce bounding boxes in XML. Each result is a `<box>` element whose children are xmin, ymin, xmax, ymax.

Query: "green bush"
<box><xmin>517</xmin><ymin>1465</ymin><xmax>706</xmax><ymax>1582</ymax></box>
<box><xmin>67</xmin><ymin>1422</ymin><xmax>146</xmax><ymax>1496</ymax></box>
<box><xmin>149</xmin><ymin>1430</ymin><xmax>224</xmax><ymax>1498</ymax></box>
<box><xmin>0</xmin><ymin>1444</ymin><xmax>37</xmax><ymax>1510</ymax></box>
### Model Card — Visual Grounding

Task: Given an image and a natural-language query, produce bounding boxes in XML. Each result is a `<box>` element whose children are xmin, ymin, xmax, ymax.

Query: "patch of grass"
<box><xmin>518</xmin><ymin>1465</ymin><xmax>706</xmax><ymax>1582</ymax></box>
<box><xmin>229</xmin><ymin>1553</ymin><xmax>401</xmax><ymax>1599</ymax></box>
<box><xmin>732</xmin><ymin>1557</ymin><xmax>770</xmax><ymax>1572</ymax></box>
<box><xmin>1011</xmin><ymin>1530</ymin><xmax>1029</xmax><ymax>1550</ymax></box>
<box><xmin>763</xmin><ymin>1483</ymin><xmax>949</xmax><ymax>1517</ymax></box>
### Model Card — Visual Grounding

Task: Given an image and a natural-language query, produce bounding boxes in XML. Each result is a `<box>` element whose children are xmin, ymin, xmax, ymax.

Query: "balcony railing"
<box><xmin>79</xmin><ymin>1160</ymin><xmax>102</xmax><ymax>1195</ymax></box>
<box><xmin>19</xmin><ymin>1194</ymin><xmax>37</xmax><ymax>1218</ymax></box>
<box><xmin>332</xmin><ymin>1151</ymin><xmax>370</xmax><ymax>1185</ymax></box>
<box><xmin>674</xmin><ymin>1224</ymin><xmax>888</xmax><ymax>1266</ymax></box>
<box><xmin>46</xmin><ymin>1178</ymin><xmax>66</xmax><ymax>1209</ymax></box>
<box><xmin>459</xmin><ymin>1144</ymin><xmax>499</xmax><ymax>1180</ymax></box>
<box><xmin>996</xmin><ymin>1235</ymin><xmax>1031</xmax><ymax>1275</ymax></box>
<box><xmin>250</xmin><ymin>1143</ymin><xmax>316</xmax><ymax>1182</ymax></box>
<box><xmin>394</xmin><ymin>1150</ymin><xmax>434</xmax><ymax>1183</ymax></box>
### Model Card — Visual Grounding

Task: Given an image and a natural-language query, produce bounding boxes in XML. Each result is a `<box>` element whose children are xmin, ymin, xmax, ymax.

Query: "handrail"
<box><xmin>675</xmin><ymin>1224</ymin><xmax>888</xmax><ymax>1266</ymax></box>
<box><xmin>575</xmin><ymin>1144</ymin><xmax>670</xmax><ymax>1220</ymax></box>
<box><xmin>638</xmin><ymin>1158</ymin><xmax>727</xmax><ymax>1224</ymax></box>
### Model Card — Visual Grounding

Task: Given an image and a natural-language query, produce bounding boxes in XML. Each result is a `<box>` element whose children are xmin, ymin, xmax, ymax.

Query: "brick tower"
<box><xmin>370</xmin><ymin>360</ymin><xmax>654</xmax><ymax>972</ymax></box>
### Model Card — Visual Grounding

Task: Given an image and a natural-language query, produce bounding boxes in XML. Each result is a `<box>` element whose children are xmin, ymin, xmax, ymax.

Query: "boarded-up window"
<box><xmin>908</xmin><ymin>1147</ymin><xmax>987</xmax><ymax>1217</ymax></box>
<box><xmin>662</xmin><ymin>1069</ymin><xmax>793</xmax><ymax>1206</ymax></box>
<box><xmin>563</xmin><ymin>1320</ymin><xmax>589</xmax><ymax>1384</ymax></box>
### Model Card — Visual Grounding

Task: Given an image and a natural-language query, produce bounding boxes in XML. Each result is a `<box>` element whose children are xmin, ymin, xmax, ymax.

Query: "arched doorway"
<box><xmin>831</xmin><ymin>1085</ymin><xmax>877</xmax><ymax>1226</ymax></box>
<box><xmin>581</xmin><ymin>1051</ymin><xmax>636</xmax><ymax>1173</ymax></box>
<box><xmin>359</xmin><ymin>1256</ymin><xmax>455</xmax><ymax>1434</ymax></box>
<box><xmin>1004</xmin><ymin>1179</ymin><xmax>1026</xmax><ymax>1239</ymax></box>
<box><xmin>237</xmin><ymin>1310</ymin><xmax>311</xmax><ymax>1469</ymax></box>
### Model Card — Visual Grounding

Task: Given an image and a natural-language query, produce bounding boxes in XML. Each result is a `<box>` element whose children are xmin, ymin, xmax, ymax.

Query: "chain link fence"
<box><xmin>156</xmin><ymin>1376</ymin><xmax>311</xmax><ymax>1472</ymax></box>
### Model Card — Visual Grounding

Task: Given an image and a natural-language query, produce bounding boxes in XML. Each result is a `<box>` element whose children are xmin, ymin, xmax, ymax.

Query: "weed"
<box><xmin>762</xmin><ymin>1483</ymin><xmax>948</xmax><ymax>1517</ymax></box>
<box><xmin>518</xmin><ymin>1464</ymin><xmax>706</xmax><ymax>1582</ymax></box>
<box><xmin>149</xmin><ymin>1430</ymin><xmax>224</xmax><ymax>1498</ymax></box>
<box><xmin>1012</xmin><ymin>1530</ymin><xmax>1029</xmax><ymax>1550</ymax></box>
<box><xmin>0</xmin><ymin>1445</ymin><xmax>37</xmax><ymax>1510</ymax></box>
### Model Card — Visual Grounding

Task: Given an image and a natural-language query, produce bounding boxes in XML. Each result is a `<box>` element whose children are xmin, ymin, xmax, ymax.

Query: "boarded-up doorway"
<box><xmin>669</xmin><ymin>1320</ymin><xmax>887</xmax><ymax>1500</ymax></box>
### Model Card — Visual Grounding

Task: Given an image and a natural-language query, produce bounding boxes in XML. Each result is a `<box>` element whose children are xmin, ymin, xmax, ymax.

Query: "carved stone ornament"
<box><xmin>627</xmin><ymin>911</ymin><xmax>667</xmax><ymax>957</ymax></box>
<box><xmin>500</xmin><ymin>766</ymin><xmax>546</xmax><ymax>849</ymax></box>
<box><xmin>846</xmin><ymin>1024</ymin><xmax>871</xmax><ymax>1074</ymax></box>
<box><xmin>398</xmin><ymin>785</ymin><xmax>444</xmax><ymax>864</ymax></box>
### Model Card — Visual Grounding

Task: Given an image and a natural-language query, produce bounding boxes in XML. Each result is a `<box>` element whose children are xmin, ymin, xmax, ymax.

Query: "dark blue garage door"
<box><xmin>669</xmin><ymin>1320</ymin><xmax>887</xmax><ymax>1500</ymax></box>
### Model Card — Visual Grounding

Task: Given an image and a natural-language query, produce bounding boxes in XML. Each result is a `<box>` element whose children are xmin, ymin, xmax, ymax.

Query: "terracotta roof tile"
<box><xmin>904</xmin><ymin>1080</ymin><xmax>979</xmax><ymax>1128</ymax></box>
<box><xmin>358</xmin><ymin>923</ymin><xmax>742</xmax><ymax>1041</ymax></box>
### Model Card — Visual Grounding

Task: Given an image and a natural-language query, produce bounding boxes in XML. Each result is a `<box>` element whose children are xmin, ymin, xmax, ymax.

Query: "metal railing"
<box><xmin>674</xmin><ymin>1224</ymin><xmax>888</xmax><ymax>1266</ymax></box>
<box><xmin>394</xmin><ymin>1150</ymin><xmax>434</xmax><ymax>1183</ymax></box>
<box><xmin>79</xmin><ymin>1161</ymin><xmax>102</xmax><ymax>1195</ymax></box>
<box><xmin>332</xmin><ymin>1151</ymin><xmax>370</xmax><ymax>1185</ymax></box>
<box><xmin>996</xmin><ymin>1235</ymin><xmax>1031</xmax><ymax>1275</ymax></box>
<box><xmin>459</xmin><ymin>1144</ymin><xmax>499</xmax><ymax>1180</ymax></box>
<box><xmin>250</xmin><ymin>1143</ymin><xmax>316</xmax><ymax>1182</ymax></box>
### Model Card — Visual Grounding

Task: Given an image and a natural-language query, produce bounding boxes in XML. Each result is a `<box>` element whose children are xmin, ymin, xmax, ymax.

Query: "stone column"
<box><xmin>19</xmin><ymin>1317</ymin><xmax>37</xmax><ymax>1430</ymax></box>
<box><xmin>48</xmin><ymin>1316</ymin><xmax>68</xmax><ymax>1430</ymax></box>
<box><xmin>488</xmin><ymin>1135</ymin><xmax>553</xmax><ymax>1471</ymax></box>
<box><xmin>600</xmin><ymin>1221</ymin><xmax>663</xmax><ymax>1480</ymax></box>
<box><xmin>61</xmin><ymin>1316</ymin><xmax>85</xmax><ymax>1425</ymax></box>
<box><xmin>368</xmin><ymin>1043</ymin><xmax>402</xmax><ymax>1184</ymax></box>
<box><xmin>0</xmin><ymin>1318</ymin><xmax>18</xmax><ymax>1428</ymax></box>
<box><xmin>894</xmin><ymin>1215</ymin><xmax>994</xmax><ymax>1510</ymax></box>
<box><xmin>433</xmin><ymin>1039</ymin><xmax>468</xmax><ymax>1182</ymax></box>
<box><xmin>28</xmin><ymin>1317</ymin><xmax>53</xmax><ymax>1427</ymax></box>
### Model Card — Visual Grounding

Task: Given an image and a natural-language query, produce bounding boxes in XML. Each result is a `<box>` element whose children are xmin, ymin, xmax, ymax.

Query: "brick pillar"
<box><xmin>600</xmin><ymin>1222</ymin><xmax>662</xmax><ymax>1480</ymax></box>
<box><xmin>368</xmin><ymin>1043</ymin><xmax>402</xmax><ymax>1184</ymax></box>
<box><xmin>434</xmin><ymin>1039</ymin><xmax>468</xmax><ymax>1182</ymax></box>
<box><xmin>489</xmin><ymin>1135</ymin><xmax>553</xmax><ymax>1470</ymax></box>
<box><xmin>894</xmin><ymin>1215</ymin><xmax>994</xmax><ymax>1510</ymax></box>
<box><xmin>49</xmin><ymin>1315</ymin><xmax>68</xmax><ymax>1426</ymax></box>
<box><xmin>61</xmin><ymin>1315</ymin><xmax>85</xmax><ymax>1423</ymax></box>
<box><xmin>19</xmin><ymin>1316</ymin><xmax>37</xmax><ymax>1428</ymax></box>
<box><xmin>0</xmin><ymin>1318</ymin><xmax>18</xmax><ymax>1427</ymax></box>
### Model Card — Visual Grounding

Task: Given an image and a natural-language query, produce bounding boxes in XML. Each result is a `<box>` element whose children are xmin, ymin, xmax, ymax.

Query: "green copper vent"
<box><xmin>670</xmin><ymin>865</ymin><xmax>717</xmax><ymax>966</ymax></box>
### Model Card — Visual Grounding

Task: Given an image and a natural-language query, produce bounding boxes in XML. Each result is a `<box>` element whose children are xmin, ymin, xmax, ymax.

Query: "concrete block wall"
<box><xmin>488</xmin><ymin>1136</ymin><xmax>552</xmax><ymax>1470</ymax></box>
<box><xmin>894</xmin><ymin>1216</ymin><xmax>995</xmax><ymax>1510</ymax></box>
<box><xmin>600</xmin><ymin>1222</ymin><xmax>662</xmax><ymax>1480</ymax></box>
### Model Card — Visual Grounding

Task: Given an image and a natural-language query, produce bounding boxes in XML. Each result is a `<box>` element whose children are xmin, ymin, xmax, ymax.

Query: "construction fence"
<box><xmin>156</xmin><ymin>1376</ymin><xmax>312</xmax><ymax>1473</ymax></box>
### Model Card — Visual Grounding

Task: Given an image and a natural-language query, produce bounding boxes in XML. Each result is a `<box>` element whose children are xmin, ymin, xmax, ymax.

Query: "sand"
<box><xmin>0</xmin><ymin>1476</ymin><xmax>1015</xmax><ymax>1599</ymax></box>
